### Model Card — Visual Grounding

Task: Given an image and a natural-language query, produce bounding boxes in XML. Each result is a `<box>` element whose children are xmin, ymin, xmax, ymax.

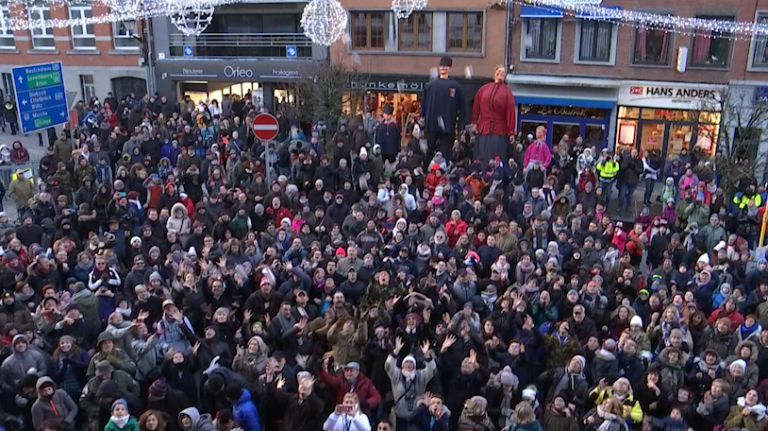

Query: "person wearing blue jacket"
<box><xmin>224</xmin><ymin>384</ymin><xmax>262</xmax><ymax>431</ymax></box>
<box><xmin>408</xmin><ymin>392</ymin><xmax>449</xmax><ymax>431</ymax></box>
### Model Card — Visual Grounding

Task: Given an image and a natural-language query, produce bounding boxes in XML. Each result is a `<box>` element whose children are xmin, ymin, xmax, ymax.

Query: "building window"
<box><xmin>633</xmin><ymin>24</ymin><xmax>672</xmax><ymax>65</ymax></box>
<box><xmin>29</xmin><ymin>6</ymin><xmax>54</xmax><ymax>49</ymax></box>
<box><xmin>80</xmin><ymin>75</ymin><xmax>95</xmax><ymax>102</ymax></box>
<box><xmin>522</xmin><ymin>18</ymin><xmax>559</xmax><ymax>59</ymax></box>
<box><xmin>750</xmin><ymin>13</ymin><xmax>768</xmax><ymax>68</ymax></box>
<box><xmin>578</xmin><ymin>20</ymin><xmax>613</xmax><ymax>62</ymax></box>
<box><xmin>447</xmin><ymin>12</ymin><xmax>482</xmax><ymax>52</ymax></box>
<box><xmin>351</xmin><ymin>11</ymin><xmax>385</xmax><ymax>50</ymax></box>
<box><xmin>69</xmin><ymin>6</ymin><xmax>96</xmax><ymax>49</ymax></box>
<box><xmin>113</xmin><ymin>20</ymin><xmax>140</xmax><ymax>49</ymax></box>
<box><xmin>691</xmin><ymin>15</ymin><xmax>733</xmax><ymax>68</ymax></box>
<box><xmin>0</xmin><ymin>6</ymin><xmax>14</xmax><ymax>49</ymax></box>
<box><xmin>398</xmin><ymin>12</ymin><xmax>431</xmax><ymax>51</ymax></box>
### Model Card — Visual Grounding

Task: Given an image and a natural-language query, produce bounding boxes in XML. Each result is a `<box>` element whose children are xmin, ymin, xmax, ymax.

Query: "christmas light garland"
<box><xmin>527</xmin><ymin>0</ymin><xmax>768</xmax><ymax>39</ymax></box>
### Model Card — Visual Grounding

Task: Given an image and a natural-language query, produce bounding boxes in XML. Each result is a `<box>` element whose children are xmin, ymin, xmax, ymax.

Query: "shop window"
<box><xmin>80</xmin><ymin>75</ymin><xmax>96</xmax><ymax>102</ymax></box>
<box><xmin>351</xmin><ymin>11</ymin><xmax>386</xmax><ymax>50</ymax></box>
<box><xmin>69</xmin><ymin>5</ymin><xmax>96</xmax><ymax>49</ymax></box>
<box><xmin>618</xmin><ymin>106</ymin><xmax>640</xmax><ymax>119</ymax></box>
<box><xmin>0</xmin><ymin>6</ymin><xmax>14</xmax><ymax>49</ymax></box>
<box><xmin>633</xmin><ymin>24</ymin><xmax>672</xmax><ymax>65</ymax></box>
<box><xmin>522</xmin><ymin>17</ymin><xmax>559</xmax><ymax>60</ymax></box>
<box><xmin>749</xmin><ymin>13</ymin><xmax>768</xmax><ymax>68</ymax></box>
<box><xmin>447</xmin><ymin>12</ymin><xmax>482</xmax><ymax>52</ymax></box>
<box><xmin>691</xmin><ymin>15</ymin><xmax>733</xmax><ymax>68</ymax></box>
<box><xmin>577</xmin><ymin>20</ymin><xmax>614</xmax><ymax>63</ymax></box>
<box><xmin>29</xmin><ymin>6</ymin><xmax>55</xmax><ymax>49</ymax></box>
<box><xmin>399</xmin><ymin>12</ymin><xmax>432</xmax><ymax>51</ymax></box>
<box><xmin>113</xmin><ymin>20</ymin><xmax>140</xmax><ymax>50</ymax></box>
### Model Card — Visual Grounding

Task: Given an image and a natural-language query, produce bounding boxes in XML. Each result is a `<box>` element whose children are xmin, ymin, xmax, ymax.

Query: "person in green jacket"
<box><xmin>104</xmin><ymin>398</ymin><xmax>139</xmax><ymax>431</ymax></box>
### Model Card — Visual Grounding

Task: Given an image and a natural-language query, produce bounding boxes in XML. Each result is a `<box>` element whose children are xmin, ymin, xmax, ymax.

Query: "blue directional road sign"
<box><xmin>12</xmin><ymin>61</ymin><xmax>69</xmax><ymax>134</ymax></box>
<box><xmin>286</xmin><ymin>45</ymin><xmax>297</xmax><ymax>58</ymax></box>
<box><xmin>183</xmin><ymin>46</ymin><xmax>194</xmax><ymax>57</ymax></box>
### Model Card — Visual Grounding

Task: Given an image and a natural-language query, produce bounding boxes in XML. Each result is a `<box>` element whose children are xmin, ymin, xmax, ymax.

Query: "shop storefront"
<box><xmin>154</xmin><ymin>59</ymin><xmax>314</xmax><ymax>112</ymax></box>
<box><xmin>345</xmin><ymin>75</ymin><xmax>482</xmax><ymax>141</ymax></box>
<box><xmin>508</xmin><ymin>76</ymin><xmax>619</xmax><ymax>150</ymax></box>
<box><xmin>615</xmin><ymin>82</ymin><xmax>725</xmax><ymax>160</ymax></box>
<box><xmin>517</xmin><ymin>103</ymin><xmax>612</xmax><ymax>149</ymax></box>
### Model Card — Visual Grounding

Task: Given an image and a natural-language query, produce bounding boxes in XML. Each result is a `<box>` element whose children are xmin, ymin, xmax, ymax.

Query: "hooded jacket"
<box><xmin>31</xmin><ymin>376</ymin><xmax>79</xmax><ymax>430</ymax></box>
<box><xmin>179</xmin><ymin>407</ymin><xmax>217</xmax><ymax>431</ymax></box>
<box><xmin>71</xmin><ymin>282</ymin><xmax>102</xmax><ymax>328</ymax></box>
<box><xmin>385</xmin><ymin>353</ymin><xmax>437</xmax><ymax>420</ymax></box>
<box><xmin>232</xmin><ymin>389</ymin><xmax>263</xmax><ymax>431</ymax></box>
<box><xmin>724</xmin><ymin>340</ymin><xmax>761</xmax><ymax>389</ymax></box>
<box><xmin>166</xmin><ymin>203</ymin><xmax>191</xmax><ymax>235</ymax></box>
<box><xmin>589</xmin><ymin>382</ymin><xmax>644</xmax><ymax>424</ymax></box>
<box><xmin>1</xmin><ymin>335</ymin><xmax>48</xmax><ymax>389</ymax></box>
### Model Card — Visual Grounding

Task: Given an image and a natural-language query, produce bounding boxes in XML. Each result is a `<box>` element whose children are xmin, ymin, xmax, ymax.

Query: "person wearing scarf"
<box><xmin>724</xmin><ymin>389</ymin><xmax>768</xmax><ymax>431</ymax></box>
<box><xmin>737</xmin><ymin>315</ymin><xmax>762</xmax><ymax>343</ymax></box>
<box><xmin>583</xmin><ymin>397</ymin><xmax>629</xmax><ymax>431</ymax></box>
<box><xmin>105</xmin><ymin>398</ymin><xmax>139</xmax><ymax>431</ymax></box>
<box><xmin>233</xmin><ymin>335</ymin><xmax>270</xmax><ymax>379</ymax></box>
<box><xmin>457</xmin><ymin>396</ymin><xmax>494</xmax><ymax>431</ymax></box>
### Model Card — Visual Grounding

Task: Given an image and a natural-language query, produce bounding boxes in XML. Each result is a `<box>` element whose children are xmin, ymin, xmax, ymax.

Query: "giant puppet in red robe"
<box><xmin>471</xmin><ymin>66</ymin><xmax>516</xmax><ymax>165</ymax></box>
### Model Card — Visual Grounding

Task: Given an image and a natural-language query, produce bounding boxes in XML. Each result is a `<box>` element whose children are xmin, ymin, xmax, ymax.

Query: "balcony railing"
<box><xmin>169</xmin><ymin>33</ymin><xmax>312</xmax><ymax>58</ymax></box>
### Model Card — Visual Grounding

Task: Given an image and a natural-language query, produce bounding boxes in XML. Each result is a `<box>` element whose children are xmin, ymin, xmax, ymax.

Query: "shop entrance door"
<box><xmin>638</xmin><ymin>121</ymin><xmax>697</xmax><ymax>162</ymax></box>
<box><xmin>552</xmin><ymin>122</ymin><xmax>580</xmax><ymax>147</ymax></box>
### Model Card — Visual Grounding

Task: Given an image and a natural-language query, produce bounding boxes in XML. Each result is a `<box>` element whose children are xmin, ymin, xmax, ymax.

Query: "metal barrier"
<box><xmin>0</xmin><ymin>161</ymin><xmax>38</xmax><ymax>189</ymax></box>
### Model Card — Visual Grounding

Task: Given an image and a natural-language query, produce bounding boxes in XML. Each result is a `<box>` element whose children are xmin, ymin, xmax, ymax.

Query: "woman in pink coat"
<box><xmin>523</xmin><ymin>126</ymin><xmax>552</xmax><ymax>171</ymax></box>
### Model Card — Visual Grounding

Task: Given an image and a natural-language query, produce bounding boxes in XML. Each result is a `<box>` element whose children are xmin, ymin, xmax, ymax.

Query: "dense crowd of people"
<box><xmin>0</xmin><ymin>73</ymin><xmax>767</xmax><ymax>431</ymax></box>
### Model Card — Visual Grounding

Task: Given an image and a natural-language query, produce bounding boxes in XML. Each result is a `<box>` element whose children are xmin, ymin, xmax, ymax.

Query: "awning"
<box><xmin>520</xmin><ymin>4</ymin><xmax>563</xmax><ymax>18</ymax></box>
<box><xmin>516</xmin><ymin>96</ymin><xmax>615</xmax><ymax>110</ymax></box>
<box><xmin>576</xmin><ymin>5</ymin><xmax>622</xmax><ymax>21</ymax></box>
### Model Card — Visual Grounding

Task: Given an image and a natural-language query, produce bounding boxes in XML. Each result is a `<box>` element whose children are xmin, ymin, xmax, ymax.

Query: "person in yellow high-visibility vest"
<box><xmin>596</xmin><ymin>148</ymin><xmax>620</xmax><ymax>208</ymax></box>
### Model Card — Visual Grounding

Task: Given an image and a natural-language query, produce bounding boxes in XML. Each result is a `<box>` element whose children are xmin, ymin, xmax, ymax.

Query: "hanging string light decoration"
<box><xmin>391</xmin><ymin>0</ymin><xmax>428</xmax><ymax>20</ymax></box>
<box><xmin>526</xmin><ymin>0</ymin><xmax>768</xmax><ymax>39</ymax></box>
<box><xmin>300</xmin><ymin>0</ymin><xmax>347</xmax><ymax>46</ymax></box>
<box><xmin>169</xmin><ymin>1</ymin><xmax>215</xmax><ymax>36</ymax></box>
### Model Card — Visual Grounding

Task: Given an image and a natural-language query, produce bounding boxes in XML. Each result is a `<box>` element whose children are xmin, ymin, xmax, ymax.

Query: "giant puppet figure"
<box><xmin>421</xmin><ymin>56</ymin><xmax>467</xmax><ymax>168</ymax></box>
<box><xmin>471</xmin><ymin>66</ymin><xmax>516</xmax><ymax>164</ymax></box>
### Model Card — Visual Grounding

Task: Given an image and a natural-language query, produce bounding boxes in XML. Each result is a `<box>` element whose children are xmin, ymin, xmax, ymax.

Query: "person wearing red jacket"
<box><xmin>446</xmin><ymin>209</ymin><xmax>468</xmax><ymax>247</ymax></box>
<box><xmin>266</xmin><ymin>196</ymin><xmax>292</xmax><ymax>225</ymax></box>
<box><xmin>318</xmin><ymin>360</ymin><xmax>382</xmax><ymax>415</ymax></box>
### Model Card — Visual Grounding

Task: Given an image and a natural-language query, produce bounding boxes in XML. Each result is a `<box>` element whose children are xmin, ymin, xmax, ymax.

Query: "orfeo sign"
<box><xmin>224</xmin><ymin>65</ymin><xmax>254</xmax><ymax>78</ymax></box>
<box><xmin>618</xmin><ymin>83</ymin><xmax>724</xmax><ymax>110</ymax></box>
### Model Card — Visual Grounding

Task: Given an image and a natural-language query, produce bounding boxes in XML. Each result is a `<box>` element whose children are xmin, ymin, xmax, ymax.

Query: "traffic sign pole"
<box><xmin>12</xmin><ymin>61</ymin><xmax>69</xmax><ymax>135</ymax></box>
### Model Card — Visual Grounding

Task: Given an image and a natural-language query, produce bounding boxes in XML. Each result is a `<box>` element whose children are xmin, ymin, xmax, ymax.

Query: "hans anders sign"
<box><xmin>619</xmin><ymin>83</ymin><xmax>724</xmax><ymax>110</ymax></box>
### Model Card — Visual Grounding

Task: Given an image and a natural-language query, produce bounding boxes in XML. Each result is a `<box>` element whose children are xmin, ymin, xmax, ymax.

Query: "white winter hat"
<box><xmin>630</xmin><ymin>315</ymin><xmax>643</xmax><ymax>327</ymax></box>
<box><xmin>403</xmin><ymin>355</ymin><xmax>416</xmax><ymax>366</ymax></box>
<box><xmin>731</xmin><ymin>359</ymin><xmax>747</xmax><ymax>373</ymax></box>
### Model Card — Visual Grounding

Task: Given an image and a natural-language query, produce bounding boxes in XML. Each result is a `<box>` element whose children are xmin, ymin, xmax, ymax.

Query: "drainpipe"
<box><xmin>504</xmin><ymin>0</ymin><xmax>511</xmax><ymax>69</ymax></box>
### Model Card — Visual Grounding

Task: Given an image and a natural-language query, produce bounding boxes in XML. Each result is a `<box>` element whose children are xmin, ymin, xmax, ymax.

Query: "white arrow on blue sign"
<box><xmin>286</xmin><ymin>45</ymin><xmax>297</xmax><ymax>57</ymax></box>
<box><xmin>12</xmin><ymin>61</ymin><xmax>69</xmax><ymax>134</ymax></box>
<box><xmin>183</xmin><ymin>46</ymin><xmax>194</xmax><ymax>57</ymax></box>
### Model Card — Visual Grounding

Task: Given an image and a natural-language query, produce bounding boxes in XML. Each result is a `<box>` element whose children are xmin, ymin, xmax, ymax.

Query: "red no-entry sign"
<box><xmin>252</xmin><ymin>113</ymin><xmax>279</xmax><ymax>141</ymax></box>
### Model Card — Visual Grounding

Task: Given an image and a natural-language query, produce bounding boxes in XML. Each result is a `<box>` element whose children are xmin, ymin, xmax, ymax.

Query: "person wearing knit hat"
<box><xmin>106</xmin><ymin>398</ymin><xmax>138</xmax><ymax>431</ymax></box>
<box><xmin>570</xmin><ymin>355</ymin><xmax>586</xmax><ymax>373</ymax></box>
<box><xmin>731</xmin><ymin>359</ymin><xmax>747</xmax><ymax>374</ymax></box>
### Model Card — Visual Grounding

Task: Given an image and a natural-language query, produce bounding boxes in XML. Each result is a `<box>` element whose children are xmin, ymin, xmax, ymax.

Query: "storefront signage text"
<box><xmin>224</xmin><ymin>66</ymin><xmax>254</xmax><ymax>78</ymax></box>
<box><xmin>632</xmin><ymin>86</ymin><xmax>718</xmax><ymax>101</ymax></box>
<box><xmin>619</xmin><ymin>83</ymin><xmax>724</xmax><ymax>110</ymax></box>
<box><xmin>520</xmin><ymin>104</ymin><xmax>607</xmax><ymax>118</ymax></box>
<box><xmin>351</xmin><ymin>80</ymin><xmax>426</xmax><ymax>92</ymax></box>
